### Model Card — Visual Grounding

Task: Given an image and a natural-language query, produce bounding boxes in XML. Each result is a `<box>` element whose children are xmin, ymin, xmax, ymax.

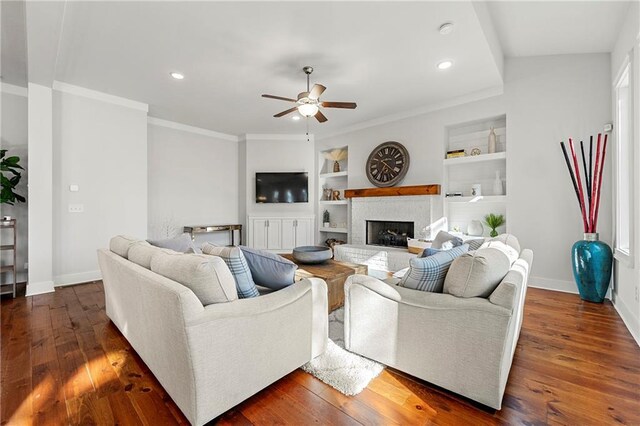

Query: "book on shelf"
<box><xmin>446</xmin><ymin>149</ymin><xmax>466</xmax><ymax>159</ymax></box>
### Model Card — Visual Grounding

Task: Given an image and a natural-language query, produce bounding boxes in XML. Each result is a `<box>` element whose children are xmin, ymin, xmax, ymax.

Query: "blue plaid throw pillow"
<box><xmin>201</xmin><ymin>243</ymin><xmax>259</xmax><ymax>298</ymax></box>
<box><xmin>400</xmin><ymin>244</ymin><xmax>469</xmax><ymax>292</ymax></box>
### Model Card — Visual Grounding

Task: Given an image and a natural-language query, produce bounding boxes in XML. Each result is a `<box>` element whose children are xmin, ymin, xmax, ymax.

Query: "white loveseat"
<box><xmin>343</xmin><ymin>247</ymin><xmax>533</xmax><ymax>410</ymax></box>
<box><xmin>97</xmin><ymin>242</ymin><xmax>328</xmax><ymax>425</ymax></box>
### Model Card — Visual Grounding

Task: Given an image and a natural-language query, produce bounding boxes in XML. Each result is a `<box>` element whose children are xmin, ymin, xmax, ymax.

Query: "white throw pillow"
<box><xmin>479</xmin><ymin>240</ymin><xmax>519</xmax><ymax>265</ymax></box>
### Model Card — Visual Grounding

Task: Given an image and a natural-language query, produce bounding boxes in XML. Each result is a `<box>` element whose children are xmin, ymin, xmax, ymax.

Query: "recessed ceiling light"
<box><xmin>439</xmin><ymin>23</ymin><xmax>454</xmax><ymax>35</ymax></box>
<box><xmin>437</xmin><ymin>60</ymin><xmax>453</xmax><ymax>70</ymax></box>
<box><xmin>170</xmin><ymin>72</ymin><xmax>185</xmax><ymax>80</ymax></box>
<box><xmin>292</xmin><ymin>115</ymin><xmax>301</xmax><ymax>121</ymax></box>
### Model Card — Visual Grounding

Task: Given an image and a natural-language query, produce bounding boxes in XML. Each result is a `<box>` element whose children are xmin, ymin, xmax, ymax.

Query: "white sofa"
<box><xmin>97</xmin><ymin>246</ymin><xmax>328</xmax><ymax>425</ymax></box>
<box><xmin>343</xmin><ymin>248</ymin><xmax>533</xmax><ymax>409</ymax></box>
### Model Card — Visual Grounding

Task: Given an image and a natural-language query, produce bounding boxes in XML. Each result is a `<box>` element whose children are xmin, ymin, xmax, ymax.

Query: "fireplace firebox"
<box><xmin>366</xmin><ymin>220</ymin><xmax>414</xmax><ymax>247</ymax></box>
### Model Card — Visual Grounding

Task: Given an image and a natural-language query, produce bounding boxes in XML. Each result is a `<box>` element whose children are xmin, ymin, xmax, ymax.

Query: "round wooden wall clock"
<box><xmin>365</xmin><ymin>141</ymin><xmax>410</xmax><ymax>187</ymax></box>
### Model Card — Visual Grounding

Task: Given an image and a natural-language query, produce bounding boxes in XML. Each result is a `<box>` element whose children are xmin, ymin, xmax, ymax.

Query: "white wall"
<box><xmin>611</xmin><ymin>1</ymin><xmax>640</xmax><ymax>345</ymax></box>
<box><xmin>147</xmin><ymin>121</ymin><xmax>239</xmax><ymax>245</ymax></box>
<box><xmin>317</xmin><ymin>53</ymin><xmax>613</xmax><ymax>293</ymax></box>
<box><xmin>52</xmin><ymin>87</ymin><xmax>148</xmax><ymax>285</ymax></box>
<box><xmin>244</xmin><ymin>135</ymin><xmax>316</xmax><ymax>218</ymax></box>
<box><xmin>1</xmin><ymin>88</ymin><xmax>28</xmax><ymax>283</ymax></box>
<box><xmin>27</xmin><ymin>83</ymin><xmax>54</xmax><ymax>295</ymax></box>
<box><xmin>505</xmin><ymin>53</ymin><xmax>613</xmax><ymax>292</ymax></box>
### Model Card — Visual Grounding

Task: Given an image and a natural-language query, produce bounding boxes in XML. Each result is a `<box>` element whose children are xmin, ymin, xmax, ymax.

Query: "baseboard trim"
<box><xmin>527</xmin><ymin>276</ymin><xmax>578</xmax><ymax>294</ymax></box>
<box><xmin>26</xmin><ymin>280</ymin><xmax>55</xmax><ymax>296</ymax></box>
<box><xmin>54</xmin><ymin>270</ymin><xmax>102</xmax><ymax>287</ymax></box>
<box><xmin>612</xmin><ymin>296</ymin><xmax>640</xmax><ymax>347</ymax></box>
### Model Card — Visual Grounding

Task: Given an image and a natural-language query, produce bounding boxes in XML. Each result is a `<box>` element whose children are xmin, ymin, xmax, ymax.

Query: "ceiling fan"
<box><xmin>262</xmin><ymin>66</ymin><xmax>357</xmax><ymax>123</ymax></box>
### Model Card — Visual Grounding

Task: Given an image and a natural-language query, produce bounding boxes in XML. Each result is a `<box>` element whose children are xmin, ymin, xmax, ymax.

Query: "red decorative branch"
<box><xmin>569</xmin><ymin>138</ymin><xmax>589</xmax><ymax>233</ymax></box>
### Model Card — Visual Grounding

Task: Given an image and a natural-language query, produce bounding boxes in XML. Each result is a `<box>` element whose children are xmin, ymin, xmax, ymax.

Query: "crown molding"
<box><xmin>52</xmin><ymin>81</ymin><xmax>148</xmax><ymax>112</ymax></box>
<box><xmin>243</xmin><ymin>133</ymin><xmax>314</xmax><ymax>142</ymax></box>
<box><xmin>1</xmin><ymin>83</ymin><xmax>28</xmax><ymax>97</ymax></box>
<box><xmin>148</xmin><ymin>117</ymin><xmax>239</xmax><ymax>141</ymax></box>
<box><xmin>316</xmin><ymin>85</ymin><xmax>504</xmax><ymax>141</ymax></box>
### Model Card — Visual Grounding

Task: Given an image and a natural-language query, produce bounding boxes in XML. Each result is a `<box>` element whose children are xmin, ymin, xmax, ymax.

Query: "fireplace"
<box><xmin>366</xmin><ymin>220</ymin><xmax>414</xmax><ymax>248</ymax></box>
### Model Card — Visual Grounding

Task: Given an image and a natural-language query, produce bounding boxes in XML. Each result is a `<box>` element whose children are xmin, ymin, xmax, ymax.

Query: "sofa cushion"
<box><xmin>431</xmin><ymin>231</ymin><xmax>463</xmax><ymax>250</ymax></box>
<box><xmin>128</xmin><ymin>242</ymin><xmax>177</xmax><ymax>269</ymax></box>
<box><xmin>399</xmin><ymin>244</ymin><xmax>469</xmax><ymax>293</ymax></box>
<box><xmin>479</xmin><ymin>240</ymin><xmax>519</xmax><ymax>265</ymax></box>
<box><xmin>201</xmin><ymin>243</ymin><xmax>259</xmax><ymax>298</ymax></box>
<box><xmin>240</xmin><ymin>246</ymin><xmax>297</xmax><ymax>290</ymax></box>
<box><xmin>150</xmin><ymin>252</ymin><xmax>238</xmax><ymax>305</ymax></box>
<box><xmin>110</xmin><ymin>235</ymin><xmax>147</xmax><ymax>258</ymax></box>
<box><xmin>489</xmin><ymin>234</ymin><xmax>521</xmax><ymax>253</ymax></box>
<box><xmin>444</xmin><ymin>247</ymin><xmax>512</xmax><ymax>298</ymax></box>
<box><xmin>148</xmin><ymin>233</ymin><xmax>201</xmax><ymax>254</ymax></box>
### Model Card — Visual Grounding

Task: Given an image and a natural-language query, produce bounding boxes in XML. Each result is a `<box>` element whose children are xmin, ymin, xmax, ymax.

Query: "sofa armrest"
<box><xmin>489</xmin><ymin>249</ymin><xmax>533</xmax><ymax>310</ymax></box>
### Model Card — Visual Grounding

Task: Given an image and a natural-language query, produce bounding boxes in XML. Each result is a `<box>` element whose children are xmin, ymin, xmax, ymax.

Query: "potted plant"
<box><xmin>1</xmin><ymin>150</ymin><xmax>25</xmax><ymax>207</ymax></box>
<box><xmin>323</xmin><ymin>210</ymin><xmax>330</xmax><ymax>228</ymax></box>
<box><xmin>484</xmin><ymin>213</ymin><xmax>505</xmax><ymax>238</ymax></box>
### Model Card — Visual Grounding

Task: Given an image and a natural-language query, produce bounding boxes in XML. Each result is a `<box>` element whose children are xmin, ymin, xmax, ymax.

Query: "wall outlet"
<box><xmin>68</xmin><ymin>204</ymin><xmax>84</xmax><ymax>213</ymax></box>
<box><xmin>24</xmin><ymin>262</ymin><xmax>28</xmax><ymax>270</ymax></box>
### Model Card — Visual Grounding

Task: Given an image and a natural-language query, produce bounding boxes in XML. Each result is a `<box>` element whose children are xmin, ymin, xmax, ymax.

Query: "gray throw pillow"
<box><xmin>240</xmin><ymin>246</ymin><xmax>297</xmax><ymax>290</ymax></box>
<box><xmin>201</xmin><ymin>243</ymin><xmax>259</xmax><ymax>298</ymax></box>
<box><xmin>150</xmin><ymin>252</ymin><xmax>238</xmax><ymax>305</ymax></box>
<box><xmin>148</xmin><ymin>233</ymin><xmax>202</xmax><ymax>254</ymax></box>
<box><xmin>431</xmin><ymin>231</ymin><xmax>463</xmax><ymax>250</ymax></box>
<box><xmin>399</xmin><ymin>244</ymin><xmax>469</xmax><ymax>293</ymax></box>
<box><xmin>443</xmin><ymin>247</ymin><xmax>511</xmax><ymax>298</ymax></box>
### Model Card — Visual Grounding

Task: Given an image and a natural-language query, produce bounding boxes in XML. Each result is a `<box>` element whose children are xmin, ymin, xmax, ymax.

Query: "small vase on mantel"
<box><xmin>493</xmin><ymin>170</ymin><xmax>503</xmax><ymax>195</ymax></box>
<box><xmin>488</xmin><ymin>127</ymin><xmax>497</xmax><ymax>154</ymax></box>
<box><xmin>571</xmin><ymin>233</ymin><xmax>613</xmax><ymax>303</ymax></box>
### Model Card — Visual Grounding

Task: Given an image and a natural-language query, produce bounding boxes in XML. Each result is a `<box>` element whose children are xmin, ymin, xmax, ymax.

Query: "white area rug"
<box><xmin>301</xmin><ymin>308</ymin><xmax>384</xmax><ymax>396</ymax></box>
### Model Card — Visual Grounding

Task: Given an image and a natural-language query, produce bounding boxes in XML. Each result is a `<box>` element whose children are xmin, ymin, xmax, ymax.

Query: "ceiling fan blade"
<box><xmin>308</xmin><ymin>84</ymin><xmax>326</xmax><ymax>100</ymax></box>
<box><xmin>262</xmin><ymin>94</ymin><xmax>297</xmax><ymax>102</ymax></box>
<box><xmin>274</xmin><ymin>107</ymin><xmax>298</xmax><ymax>118</ymax></box>
<box><xmin>315</xmin><ymin>110</ymin><xmax>328</xmax><ymax>123</ymax></box>
<box><xmin>321</xmin><ymin>101</ymin><xmax>357</xmax><ymax>109</ymax></box>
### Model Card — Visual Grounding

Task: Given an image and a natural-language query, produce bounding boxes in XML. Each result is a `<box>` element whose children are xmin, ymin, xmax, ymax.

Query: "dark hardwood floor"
<box><xmin>2</xmin><ymin>282</ymin><xmax>639</xmax><ymax>425</ymax></box>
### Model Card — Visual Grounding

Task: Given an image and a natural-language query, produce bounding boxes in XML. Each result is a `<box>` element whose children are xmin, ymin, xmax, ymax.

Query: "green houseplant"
<box><xmin>484</xmin><ymin>213</ymin><xmax>505</xmax><ymax>238</ymax></box>
<box><xmin>1</xmin><ymin>150</ymin><xmax>25</xmax><ymax>206</ymax></box>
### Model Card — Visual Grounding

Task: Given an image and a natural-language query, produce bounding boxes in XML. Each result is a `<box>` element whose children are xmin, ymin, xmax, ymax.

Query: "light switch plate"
<box><xmin>68</xmin><ymin>204</ymin><xmax>84</xmax><ymax>213</ymax></box>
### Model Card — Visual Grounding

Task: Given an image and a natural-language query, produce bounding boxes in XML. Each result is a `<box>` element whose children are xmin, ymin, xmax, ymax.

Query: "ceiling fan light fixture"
<box><xmin>437</xmin><ymin>60</ymin><xmax>453</xmax><ymax>70</ymax></box>
<box><xmin>298</xmin><ymin>103</ymin><xmax>319</xmax><ymax>117</ymax></box>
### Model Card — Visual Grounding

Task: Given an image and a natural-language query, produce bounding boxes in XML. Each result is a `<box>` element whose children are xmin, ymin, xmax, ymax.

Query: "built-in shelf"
<box><xmin>445</xmin><ymin>195</ymin><xmax>507</xmax><ymax>203</ymax></box>
<box><xmin>443</xmin><ymin>151</ymin><xmax>506</xmax><ymax>166</ymax></box>
<box><xmin>319</xmin><ymin>171</ymin><xmax>348</xmax><ymax>179</ymax></box>
<box><xmin>319</xmin><ymin>227</ymin><xmax>348</xmax><ymax>234</ymax></box>
<box><xmin>448</xmin><ymin>126</ymin><xmax>506</xmax><ymax>144</ymax></box>
<box><xmin>319</xmin><ymin>200</ymin><xmax>348</xmax><ymax>205</ymax></box>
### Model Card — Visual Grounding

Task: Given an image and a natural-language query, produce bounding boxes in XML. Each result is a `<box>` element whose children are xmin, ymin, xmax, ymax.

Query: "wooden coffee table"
<box><xmin>281</xmin><ymin>254</ymin><xmax>367</xmax><ymax>312</ymax></box>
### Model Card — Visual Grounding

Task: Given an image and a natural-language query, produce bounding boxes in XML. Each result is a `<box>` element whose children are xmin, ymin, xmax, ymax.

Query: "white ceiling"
<box><xmin>487</xmin><ymin>1</ymin><xmax>631</xmax><ymax>57</ymax></box>
<box><xmin>47</xmin><ymin>1</ymin><xmax>503</xmax><ymax>135</ymax></box>
<box><xmin>15</xmin><ymin>1</ymin><xmax>632</xmax><ymax>136</ymax></box>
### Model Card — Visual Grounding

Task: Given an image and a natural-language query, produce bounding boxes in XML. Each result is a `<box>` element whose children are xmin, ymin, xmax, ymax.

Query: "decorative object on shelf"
<box><xmin>324</xmin><ymin>149</ymin><xmax>348</xmax><ymax>173</ymax></box>
<box><xmin>493</xmin><ymin>170</ymin><xmax>503</xmax><ymax>195</ymax></box>
<box><xmin>469</xmin><ymin>147</ymin><xmax>481</xmax><ymax>156</ymax></box>
<box><xmin>366</xmin><ymin>141</ymin><xmax>410</xmax><ymax>187</ymax></box>
<box><xmin>292</xmin><ymin>246</ymin><xmax>333</xmax><ymax>264</ymax></box>
<box><xmin>446</xmin><ymin>149</ymin><xmax>465</xmax><ymax>159</ymax></box>
<box><xmin>560</xmin><ymin>134</ymin><xmax>612</xmax><ymax>303</ymax></box>
<box><xmin>2</xmin><ymin>216</ymin><xmax>11</xmax><ymax>221</ymax></box>
<box><xmin>0</xmin><ymin>150</ymin><xmax>26</xmax><ymax>206</ymax></box>
<box><xmin>332</xmin><ymin>190</ymin><xmax>342</xmax><ymax>201</ymax></box>
<box><xmin>467</xmin><ymin>220</ymin><xmax>484</xmax><ymax>236</ymax></box>
<box><xmin>484</xmin><ymin>213</ymin><xmax>505</xmax><ymax>238</ymax></box>
<box><xmin>323</xmin><ymin>210</ymin><xmax>330</xmax><ymax>228</ymax></box>
<box><xmin>445</xmin><ymin>192</ymin><xmax>463</xmax><ymax>197</ymax></box>
<box><xmin>471</xmin><ymin>183</ymin><xmax>482</xmax><ymax>196</ymax></box>
<box><xmin>488</xmin><ymin>127</ymin><xmax>497</xmax><ymax>154</ymax></box>
<box><xmin>323</xmin><ymin>187</ymin><xmax>333</xmax><ymax>201</ymax></box>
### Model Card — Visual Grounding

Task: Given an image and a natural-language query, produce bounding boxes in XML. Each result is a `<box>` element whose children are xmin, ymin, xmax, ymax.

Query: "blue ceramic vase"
<box><xmin>571</xmin><ymin>233</ymin><xmax>613</xmax><ymax>303</ymax></box>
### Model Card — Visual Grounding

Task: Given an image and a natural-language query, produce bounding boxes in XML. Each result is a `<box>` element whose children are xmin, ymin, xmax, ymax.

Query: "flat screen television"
<box><xmin>256</xmin><ymin>172</ymin><xmax>309</xmax><ymax>203</ymax></box>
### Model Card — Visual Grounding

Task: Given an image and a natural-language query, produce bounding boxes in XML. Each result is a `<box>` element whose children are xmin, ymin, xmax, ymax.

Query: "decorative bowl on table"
<box><xmin>292</xmin><ymin>246</ymin><xmax>332</xmax><ymax>264</ymax></box>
